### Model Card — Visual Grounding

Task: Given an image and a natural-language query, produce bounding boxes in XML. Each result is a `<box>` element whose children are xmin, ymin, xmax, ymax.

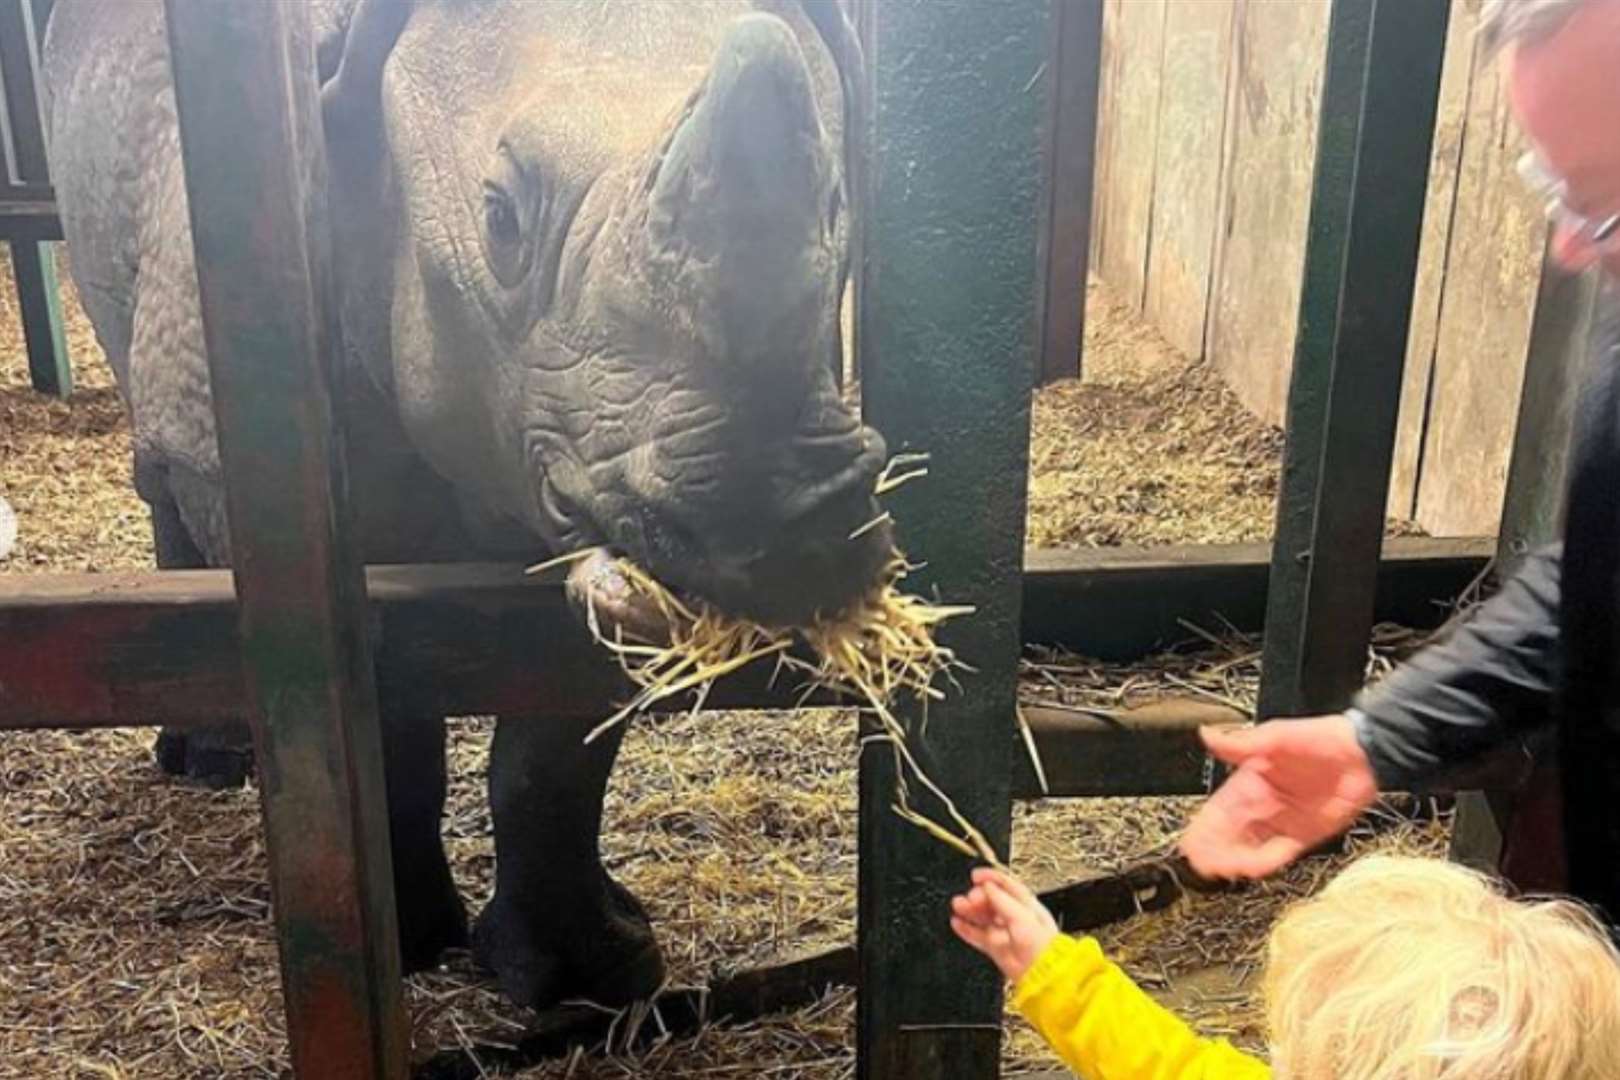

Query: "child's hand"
<box><xmin>950</xmin><ymin>867</ymin><xmax>1059</xmax><ymax>983</ymax></box>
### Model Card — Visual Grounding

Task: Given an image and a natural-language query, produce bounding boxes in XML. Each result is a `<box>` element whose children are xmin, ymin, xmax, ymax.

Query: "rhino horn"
<box><xmin>650</xmin><ymin>13</ymin><xmax>827</xmax><ymax>261</ymax></box>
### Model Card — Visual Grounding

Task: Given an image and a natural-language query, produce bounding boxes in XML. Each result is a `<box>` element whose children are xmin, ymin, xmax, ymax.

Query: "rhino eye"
<box><xmin>484</xmin><ymin>185</ymin><xmax>520</xmax><ymax>245</ymax></box>
<box><xmin>482</xmin><ymin>179</ymin><xmax>532</xmax><ymax>287</ymax></box>
<box><xmin>482</xmin><ymin>143</ymin><xmax>543</xmax><ymax>288</ymax></box>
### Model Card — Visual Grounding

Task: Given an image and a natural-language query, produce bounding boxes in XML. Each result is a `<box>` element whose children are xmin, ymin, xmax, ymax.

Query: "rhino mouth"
<box><xmin>538</xmin><ymin>446</ymin><xmax>895</xmax><ymax>634</ymax></box>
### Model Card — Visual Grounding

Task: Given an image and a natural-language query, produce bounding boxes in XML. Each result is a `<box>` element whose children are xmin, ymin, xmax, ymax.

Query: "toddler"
<box><xmin>951</xmin><ymin>854</ymin><xmax>1620</xmax><ymax>1078</ymax></box>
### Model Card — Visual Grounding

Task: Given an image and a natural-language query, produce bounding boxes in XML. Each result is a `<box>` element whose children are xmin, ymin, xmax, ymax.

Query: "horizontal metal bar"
<box><xmin>0</xmin><ymin>181</ymin><xmax>53</xmax><ymax>199</ymax></box>
<box><xmin>0</xmin><ymin>0</ymin><xmax>51</xmax><ymax>184</ymax></box>
<box><xmin>0</xmin><ymin>197</ymin><xmax>62</xmax><ymax>240</ymax></box>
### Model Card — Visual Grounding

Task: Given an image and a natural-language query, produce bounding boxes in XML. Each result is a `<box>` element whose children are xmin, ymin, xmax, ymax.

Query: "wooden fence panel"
<box><xmin>1412</xmin><ymin>43</ymin><xmax>1544</xmax><ymax>536</ymax></box>
<box><xmin>1084</xmin><ymin>0</ymin><xmax>1556</xmax><ymax>537</ymax></box>
<box><xmin>1090</xmin><ymin>0</ymin><xmax>1164</xmax><ymax>311</ymax></box>
<box><xmin>1207</xmin><ymin>0</ymin><xmax>1331</xmax><ymax>427</ymax></box>
<box><xmin>1388</xmin><ymin>0</ymin><xmax>1479</xmax><ymax>521</ymax></box>
<box><xmin>1141</xmin><ymin>0</ymin><xmax>1235</xmax><ymax>358</ymax></box>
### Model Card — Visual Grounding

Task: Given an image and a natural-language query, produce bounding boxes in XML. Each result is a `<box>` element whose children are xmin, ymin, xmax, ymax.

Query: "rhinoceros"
<box><xmin>42</xmin><ymin>0</ymin><xmax>889</xmax><ymax>1008</ymax></box>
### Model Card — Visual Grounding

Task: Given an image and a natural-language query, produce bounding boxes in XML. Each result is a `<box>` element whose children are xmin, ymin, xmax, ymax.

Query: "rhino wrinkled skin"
<box><xmin>43</xmin><ymin>0</ymin><xmax>885</xmax><ymax>1007</ymax></box>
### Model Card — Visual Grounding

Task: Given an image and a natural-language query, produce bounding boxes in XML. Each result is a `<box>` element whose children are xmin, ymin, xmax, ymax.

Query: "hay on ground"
<box><xmin>1027</xmin><ymin>281</ymin><xmax>1420</xmax><ymax>548</ymax></box>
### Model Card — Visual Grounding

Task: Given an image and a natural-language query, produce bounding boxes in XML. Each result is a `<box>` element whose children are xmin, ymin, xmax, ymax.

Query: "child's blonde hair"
<box><xmin>1264</xmin><ymin>854</ymin><xmax>1620</xmax><ymax>1080</ymax></box>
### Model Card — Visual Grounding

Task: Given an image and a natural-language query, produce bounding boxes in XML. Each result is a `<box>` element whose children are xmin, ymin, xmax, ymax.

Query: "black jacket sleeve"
<box><xmin>1351</xmin><ymin>544</ymin><xmax>1561</xmax><ymax>790</ymax></box>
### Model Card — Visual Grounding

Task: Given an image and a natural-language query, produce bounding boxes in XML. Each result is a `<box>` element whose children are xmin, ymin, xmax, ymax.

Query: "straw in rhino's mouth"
<box><xmin>533</xmin><ymin>539</ymin><xmax>1004</xmax><ymax>868</ymax></box>
<box><xmin>526</xmin><ymin>451</ymin><xmax>1006</xmax><ymax>867</ymax></box>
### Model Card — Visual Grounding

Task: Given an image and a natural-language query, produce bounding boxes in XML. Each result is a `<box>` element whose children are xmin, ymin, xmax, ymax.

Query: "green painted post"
<box><xmin>1</xmin><ymin>0</ymin><xmax>73</xmax><ymax>397</ymax></box>
<box><xmin>12</xmin><ymin>241</ymin><xmax>72</xmax><ymax>397</ymax></box>
<box><xmin>856</xmin><ymin>1</ymin><xmax>1047</xmax><ymax>1076</ymax></box>
<box><xmin>161</xmin><ymin>1</ymin><xmax>408</xmax><ymax>1076</ymax></box>
<box><xmin>1258</xmin><ymin>0</ymin><xmax>1450</xmax><ymax>720</ymax></box>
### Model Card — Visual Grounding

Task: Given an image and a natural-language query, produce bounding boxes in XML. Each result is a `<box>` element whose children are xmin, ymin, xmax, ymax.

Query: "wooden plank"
<box><xmin>1012</xmin><ymin>700</ymin><xmax>1243</xmax><ymax>798</ymax></box>
<box><xmin>1090</xmin><ymin>0</ymin><xmax>1164</xmax><ymax>311</ymax></box>
<box><xmin>0</xmin><ymin>539</ymin><xmax>1494</xmax><ymax>731</ymax></box>
<box><xmin>1021</xmin><ymin>535</ymin><xmax>1490</xmax><ymax>659</ymax></box>
<box><xmin>1412</xmin><ymin>33</ymin><xmax>1546</xmax><ymax>537</ymax></box>
<box><xmin>12</xmin><ymin>239</ymin><xmax>70</xmax><ymax>396</ymax></box>
<box><xmin>1258</xmin><ymin>0</ymin><xmax>1450</xmax><ymax>719</ymax></box>
<box><xmin>1035</xmin><ymin>0</ymin><xmax>1102</xmax><ymax>384</ymax></box>
<box><xmin>1140</xmin><ymin>0</ymin><xmax>1234</xmax><ymax>359</ymax></box>
<box><xmin>1206</xmin><ymin>0</ymin><xmax>1331</xmax><ymax>426</ymax></box>
<box><xmin>1087</xmin><ymin>0</ymin><xmax>1116</xmax><ymax>275</ymax></box>
<box><xmin>855</xmin><ymin>1</ymin><xmax>1044</xmax><ymax>1074</ymax></box>
<box><xmin>161</xmin><ymin>2</ymin><xmax>408</xmax><ymax>1076</ymax></box>
<box><xmin>1388</xmin><ymin>0</ymin><xmax>1479</xmax><ymax>521</ymax></box>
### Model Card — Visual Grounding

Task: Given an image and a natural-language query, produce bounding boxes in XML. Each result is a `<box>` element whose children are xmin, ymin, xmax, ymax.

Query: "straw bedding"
<box><xmin>0</xmin><ymin>254</ymin><xmax>1446</xmax><ymax>1077</ymax></box>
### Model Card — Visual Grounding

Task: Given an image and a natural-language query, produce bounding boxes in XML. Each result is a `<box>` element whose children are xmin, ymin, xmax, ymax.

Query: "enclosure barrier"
<box><xmin>0</xmin><ymin>538</ymin><xmax>1490</xmax><ymax>770</ymax></box>
<box><xmin>165</xmin><ymin>0</ymin><xmax>407</xmax><ymax>1072</ymax></box>
<box><xmin>0</xmin><ymin>0</ymin><xmax>70</xmax><ymax>397</ymax></box>
<box><xmin>1258</xmin><ymin>0</ymin><xmax>1449</xmax><ymax>717</ymax></box>
<box><xmin>0</xmin><ymin>0</ymin><xmax>1520</xmax><ymax>1075</ymax></box>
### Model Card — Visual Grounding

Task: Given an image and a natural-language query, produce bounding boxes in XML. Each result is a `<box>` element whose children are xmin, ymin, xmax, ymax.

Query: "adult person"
<box><xmin>1180</xmin><ymin>0</ymin><xmax>1620</xmax><ymax>924</ymax></box>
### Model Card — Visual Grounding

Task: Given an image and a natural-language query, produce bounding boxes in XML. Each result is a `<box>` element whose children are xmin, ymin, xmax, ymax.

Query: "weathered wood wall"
<box><xmin>1090</xmin><ymin>0</ymin><xmax>1549</xmax><ymax>537</ymax></box>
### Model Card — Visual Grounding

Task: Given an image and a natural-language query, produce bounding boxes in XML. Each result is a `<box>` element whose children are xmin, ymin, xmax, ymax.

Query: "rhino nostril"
<box><xmin>641</xmin><ymin>506</ymin><xmax>706</xmax><ymax>568</ymax></box>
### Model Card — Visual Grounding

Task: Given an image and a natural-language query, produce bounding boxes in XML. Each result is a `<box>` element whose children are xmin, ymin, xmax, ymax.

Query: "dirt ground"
<box><xmin>0</xmin><ymin>254</ymin><xmax>1447</xmax><ymax>1078</ymax></box>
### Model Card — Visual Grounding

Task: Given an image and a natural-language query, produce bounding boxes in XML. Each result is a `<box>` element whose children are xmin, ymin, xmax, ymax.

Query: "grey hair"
<box><xmin>1480</xmin><ymin>0</ymin><xmax>1596</xmax><ymax>54</ymax></box>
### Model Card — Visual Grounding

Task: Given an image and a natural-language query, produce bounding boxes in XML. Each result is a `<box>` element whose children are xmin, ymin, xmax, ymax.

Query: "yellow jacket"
<box><xmin>1013</xmin><ymin>935</ymin><xmax>1271</xmax><ymax>1079</ymax></box>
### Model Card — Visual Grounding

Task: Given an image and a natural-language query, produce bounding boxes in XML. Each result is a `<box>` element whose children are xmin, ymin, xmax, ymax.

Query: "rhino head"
<box><xmin>323</xmin><ymin>0</ymin><xmax>889</xmax><ymax>627</ymax></box>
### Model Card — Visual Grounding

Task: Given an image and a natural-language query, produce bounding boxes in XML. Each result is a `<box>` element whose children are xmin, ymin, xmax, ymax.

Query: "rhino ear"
<box><xmin>319</xmin><ymin>0</ymin><xmax>412</xmax><ymax>132</ymax></box>
<box><xmin>794</xmin><ymin>1</ymin><xmax>866</xmax><ymax>269</ymax></box>
<box><xmin>312</xmin><ymin>0</ymin><xmax>363</xmax><ymax>87</ymax></box>
<box><xmin>797</xmin><ymin>0</ymin><xmax>864</xmax><ymax>82</ymax></box>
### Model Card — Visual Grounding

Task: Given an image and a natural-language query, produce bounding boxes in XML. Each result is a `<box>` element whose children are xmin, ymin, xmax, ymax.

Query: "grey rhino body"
<box><xmin>43</xmin><ymin>0</ymin><xmax>887</xmax><ymax>1007</ymax></box>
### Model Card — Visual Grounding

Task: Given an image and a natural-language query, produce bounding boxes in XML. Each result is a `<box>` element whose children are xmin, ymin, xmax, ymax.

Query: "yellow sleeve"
<box><xmin>1012</xmin><ymin>935</ymin><xmax>1271</xmax><ymax>1080</ymax></box>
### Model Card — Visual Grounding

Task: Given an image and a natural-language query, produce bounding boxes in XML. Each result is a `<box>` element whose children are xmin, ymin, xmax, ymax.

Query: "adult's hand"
<box><xmin>1179</xmin><ymin>714</ymin><xmax>1378</xmax><ymax>880</ymax></box>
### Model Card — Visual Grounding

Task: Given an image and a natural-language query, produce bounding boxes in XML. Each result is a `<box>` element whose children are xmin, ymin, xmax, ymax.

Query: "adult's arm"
<box><xmin>1351</xmin><ymin>544</ymin><xmax>1561</xmax><ymax>789</ymax></box>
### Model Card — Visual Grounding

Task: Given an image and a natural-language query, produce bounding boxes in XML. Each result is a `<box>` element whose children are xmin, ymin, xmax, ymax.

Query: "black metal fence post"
<box><xmin>856</xmin><ymin>1</ymin><xmax>1047</xmax><ymax>1076</ymax></box>
<box><xmin>1258</xmin><ymin>0</ymin><xmax>1451</xmax><ymax>719</ymax></box>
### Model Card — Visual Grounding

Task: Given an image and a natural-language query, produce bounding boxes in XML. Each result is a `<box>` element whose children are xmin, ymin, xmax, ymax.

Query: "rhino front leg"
<box><xmin>149</xmin><ymin>494</ymin><xmax>256</xmax><ymax>789</ymax></box>
<box><xmin>383</xmin><ymin>712</ymin><xmax>469</xmax><ymax>972</ymax></box>
<box><xmin>474</xmin><ymin>715</ymin><xmax>664</xmax><ymax>1009</ymax></box>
